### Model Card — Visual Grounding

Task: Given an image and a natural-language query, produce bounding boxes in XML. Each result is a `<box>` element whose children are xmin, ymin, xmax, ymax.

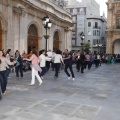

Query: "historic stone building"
<box><xmin>66</xmin><ymin>0</ymin><xmax>106</xmax><ymax>53</ymax></box>
<box><xmin>0</xmin><ymin>0</ymin><xmax>72</xmax><ymax>54</ymax></box>
<box><xmin>106</xmin><ymin>0</ymin><xmax>120</xmax><ymax>54</ymax></box>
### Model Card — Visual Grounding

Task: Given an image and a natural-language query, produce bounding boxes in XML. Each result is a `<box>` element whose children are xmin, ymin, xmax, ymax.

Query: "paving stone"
<box><xmin>0</xmin><ymin>64</ymin><xmax>120</xmax><ymax>120</ymax></box>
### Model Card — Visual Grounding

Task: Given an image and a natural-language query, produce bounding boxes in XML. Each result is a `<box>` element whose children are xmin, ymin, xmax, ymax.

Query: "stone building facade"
<box><xmin>0</xmin><ymin>0</ymin><xmax>72</xmax><ymax>54</ymax></box>
<box><xmin>106</xmin><ymin>0</ymin><xmax>120</xmax><ymax>54</ymax></box>
<box><xmin>66</xmin><ymin>0</ymin><xmax>106</xmax><ymax>52</ymax></box>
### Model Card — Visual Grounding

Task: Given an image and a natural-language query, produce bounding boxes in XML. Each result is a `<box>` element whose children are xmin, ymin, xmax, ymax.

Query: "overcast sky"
<box><xmin>96</xmin><ymin>0</ymin><xmax>107</xmax><ymax>17</ymax></box>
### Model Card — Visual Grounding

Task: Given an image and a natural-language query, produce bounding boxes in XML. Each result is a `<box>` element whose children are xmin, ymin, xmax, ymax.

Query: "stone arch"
<box><xmin>0</xmin><ymin>12</ymin><xmax>7</xmax><ymax>50</ymax></box>
<box><xmin>27</xmin><ymin>23</ymin><xmax>39</xmax><ymax>53</ymax></box>
<box><xmin>112</xmin><ymin>39</ymin><xmax>120</xmax><ymax>54</ymax></box>
<box><xmin>53</xmin><ymin>30</ymin><xmax>61</xmax><ymax>51</ymax></box>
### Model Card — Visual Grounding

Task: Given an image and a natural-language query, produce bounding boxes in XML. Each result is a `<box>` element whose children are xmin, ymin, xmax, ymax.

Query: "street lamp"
<box><xmin>80</xmin><ymin>32</ymin><xmax>85</xmax><ymax>51</ymax></box>
<box><xmin>96</xmin><ymin>44</ymin><xmax>102</xmax><ymax>53</ymax></box>
<box><xmin>42</xmin><ymin>15</ymin><xmax>52</xmax><ymax>51</ymax></box>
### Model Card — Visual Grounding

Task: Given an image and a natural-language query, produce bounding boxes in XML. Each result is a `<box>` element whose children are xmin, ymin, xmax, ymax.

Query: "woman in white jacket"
<box><xmin>39</xmin><ymin>49</ymin><xmax>51</xmax><ymax>79</ymax></box>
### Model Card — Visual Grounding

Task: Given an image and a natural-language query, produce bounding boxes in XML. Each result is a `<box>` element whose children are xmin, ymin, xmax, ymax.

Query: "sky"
<box><xmin>95</xmin><ymin>0</ymin><xmax>107</xmax><ymax>17</ymax></box>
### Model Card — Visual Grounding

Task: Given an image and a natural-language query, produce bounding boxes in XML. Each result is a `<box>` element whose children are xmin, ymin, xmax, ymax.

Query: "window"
<box><xmin>73</xmin><ymin>9</ymin><xmax>77</xmax><ymax>14</ymax></box>
<box><xmin>95</xmin><ymin>30</ymin><xmax>96</xmax><ymax>36</ymax></box>
<box><xmin>72</xmin><ymin>16</ymin><xmax>76</xmax><ymax>22</ymax></box>
<box><xmin>95</xmin><ymin>22</ymin><xmax>98</xmax><ymax>28</ymax></box>
<box><xmin>88</xmin><ymin>22</ymin><xmax>91</xmax><ymax>27</ymax></box>
<box><xmin>97</xmin><ymin>30</ymin><xmax>99</xmax><ymax>36</ymax></box>
<box><xmin>93</xmin><ymin>39</ymin><xmax>96</xmax><ymax>45</ymax></box>
<box><xmin>117</xmin><ymin>17</ymin><xmax>120</xmax><ymax>28</ymax></box>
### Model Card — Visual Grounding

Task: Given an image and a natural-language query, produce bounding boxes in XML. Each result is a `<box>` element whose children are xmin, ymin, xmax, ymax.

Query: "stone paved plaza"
<box><xmin>0</xmin><ymin>64</ymin><xmax>120</xmax><ymax>120</ymax></box>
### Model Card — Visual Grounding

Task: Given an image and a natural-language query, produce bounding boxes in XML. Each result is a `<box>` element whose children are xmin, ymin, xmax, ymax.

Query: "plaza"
<box><xmin>0</xmin><ymin>64</ymin><xmax>120</xmax><ymax>120</ymax></box>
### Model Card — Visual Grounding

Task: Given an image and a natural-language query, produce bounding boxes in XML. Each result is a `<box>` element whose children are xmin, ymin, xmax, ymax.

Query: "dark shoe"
<box><xmin>0</xmin><ymin>96</ymin><xmax>2</xmax><ymax>100</ymax></box>
<box><xmin>81</xmin><ymin>71</ymin><xmax>84</xmax><ymax>73</ymax></box>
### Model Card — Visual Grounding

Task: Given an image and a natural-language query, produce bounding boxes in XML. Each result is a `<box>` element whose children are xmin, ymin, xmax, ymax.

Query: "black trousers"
<box><xmin>64</xmin><ymin>63</ymin><xmax>75</xmax><ymax>78</ymax></box>
<box><xmin>85</xmin><ymin>61</ymin><xmax>91</xmax><ymax>70</ymax></box>
<box><xmin>76</xmin><ymin>61</ymin><xmax>80</xmax><ymax>71</ymax></box>
<box><xmin>15</xmin><ymin>65</ymin><xmax>23</xmax><ymax>78</ymax></box>
<box><xmin>54</xmin><ymin>63</ymin><xmax>61</xmax><ymax>77</ymax></box>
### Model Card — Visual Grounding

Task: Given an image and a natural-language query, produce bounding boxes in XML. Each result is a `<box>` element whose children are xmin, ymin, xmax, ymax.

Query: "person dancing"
<box><xmin>63</xmin><ymin>49</ymin><xmax>75</xmax><ymax>81</ymax></box>
<box><xmin>26</xmin><ymin>49</ymin><xmax>42</xmax><ymax>86</ymax></box>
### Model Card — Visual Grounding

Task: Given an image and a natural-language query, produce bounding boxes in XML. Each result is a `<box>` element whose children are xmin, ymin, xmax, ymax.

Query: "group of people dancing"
<box><xmin>0</xmin><ymin>48</ymin><xmax>77</xmax><ymax>100</ymax></box>
<box><xmin>3</xmin><ymin>47</ymin><xmax>116</xmax><ymax>101</ymax></box>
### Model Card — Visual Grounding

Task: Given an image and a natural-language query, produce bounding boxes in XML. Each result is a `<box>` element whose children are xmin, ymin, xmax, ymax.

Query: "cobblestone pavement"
<box><xmin>0</xmin><ymin>64</ymin><xmax>120</xmax><ymax>120</ymax></box>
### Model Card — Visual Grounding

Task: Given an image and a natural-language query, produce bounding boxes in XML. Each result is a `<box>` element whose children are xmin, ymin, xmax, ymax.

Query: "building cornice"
<box><xmin>20</xmin><ymin>0</ymin><xmax>72</xmax><ymax>25</ymax></box>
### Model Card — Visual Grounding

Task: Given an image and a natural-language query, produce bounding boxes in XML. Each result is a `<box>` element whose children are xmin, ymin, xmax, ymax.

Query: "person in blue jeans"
<box><xmin>14</xmin><ymin>50</ymin><xmax>23</xmax><ymax>79</ymax></box>
<box><xmin>0</xmin><ymin>50</ymin><xmax>15</xmax><ymax>96</ymax></box>
<box><xmin>0</xmin><ymin>74</ymin><xmax>3</xmax><ymax>100</ymax></box>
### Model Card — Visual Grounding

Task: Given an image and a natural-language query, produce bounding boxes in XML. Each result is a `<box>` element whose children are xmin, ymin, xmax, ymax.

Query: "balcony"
<box><xmin>93</xmin><ymin>26</ymin><xmax>101</xmax><ymax>29</ymax></box>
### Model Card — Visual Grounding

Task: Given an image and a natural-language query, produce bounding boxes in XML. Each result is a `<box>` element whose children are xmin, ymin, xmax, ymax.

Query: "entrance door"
<box><xmin>0</xmin><ymin>20</ymin><xmax>2</xmax><ymax>50</ymax></box>
<box><xmin>53</xmin><ymin>31</ymin><xmax>59</xmax><ymax>51</ymax></box>
<box><xmin>28</xmin><ymin>24</ymin><xmax>38</xmax><ymax>53</ymax></box>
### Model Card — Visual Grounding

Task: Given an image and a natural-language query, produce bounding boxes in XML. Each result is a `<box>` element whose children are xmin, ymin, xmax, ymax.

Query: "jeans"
<box><xmin>40</xmin><ymin>67</ymin><xmax>47</xmax><ymax>76</ymax></box>
<box><xmin>64</xmin><ymin>63</ymin><xmax>75</xmax><ymax>78</ymax></box>
<box><xmin>6</xmin><ymin>68</ymin><xmax>10</xmax><ymax>77</ymax></box>
<box><xmin>54</xmin><ymin>63</ymin><xmax>61</xmax><ymax>77</ymax></box>
<box><xmin>85</xmin><ymin>61</ymin><xmax>91</xmax><ymax>70</ymax></box>
<box><xmin>0</xmin><ymin>71</ymin><xmax>7</xmax><ymax>93</ymax></box>
<box><xmin>15</xmin><ymin>65</ymin><xmax>23</xmax><ymax>78</ymax></box>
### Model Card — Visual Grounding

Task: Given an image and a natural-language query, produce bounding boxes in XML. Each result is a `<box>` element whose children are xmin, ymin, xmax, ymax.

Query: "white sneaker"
<box><xmin>72</xmin><ymin>78</ymin><xmax>75</xmax><ymax>81</ymax></box>
<box><xmin>41</xmin><ymin>76</ymin><xmax>44</xmax><ymax>80</ymax></box>
<box><xmin>68</xmin><ymin>77</ymin><xmax>71</xmax><ymax>80</ymax></box>
<box><xmin>39</xmin><ymin>81</ymin><xmax>43</xmax><ymax>86</ymax></box>
<box><xmin>29</xmin><ymin>83</ymin><xmax>35</xmax><ymax>86</ymax></box>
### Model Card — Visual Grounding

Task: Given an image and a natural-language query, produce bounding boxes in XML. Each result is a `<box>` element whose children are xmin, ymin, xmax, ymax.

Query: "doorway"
<box><xmin>28</xmin><ymin>24</ymin><xmax>38</xmax><ymax>53</ymax></box>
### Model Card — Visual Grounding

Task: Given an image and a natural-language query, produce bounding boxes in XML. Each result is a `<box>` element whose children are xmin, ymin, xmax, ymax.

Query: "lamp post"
<box><xmin>42</xmin><ymin>15</ymin><xmax>52</xmax><ymax>51</ymax></box>
<box><xmin>80</xmin><ymin>32</ymin><xmax>85</xmax><ymax>51</ymax></box>
<box><xmin>96</xmin><ymin>44</ymin><xmax>102</xmax><ymax>53</ymax></box>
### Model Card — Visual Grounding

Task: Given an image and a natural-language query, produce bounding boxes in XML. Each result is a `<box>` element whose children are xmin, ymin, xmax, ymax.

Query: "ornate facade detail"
<box><xmin>106</xmin><ymin>0</ymin><xmax>120</xmax><ymax>54</ymax></box>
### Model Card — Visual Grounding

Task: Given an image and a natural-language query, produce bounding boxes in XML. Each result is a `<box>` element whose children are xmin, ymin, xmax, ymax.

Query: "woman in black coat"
<box><xmin>14</xmin><ymin>50</ymin><xmax>23</xmax><ymax>79</ymax></box>
<box><xmin>80</xmin><ymin>52</ymin><xmax>86</xmax><ymax>73</ymax></box>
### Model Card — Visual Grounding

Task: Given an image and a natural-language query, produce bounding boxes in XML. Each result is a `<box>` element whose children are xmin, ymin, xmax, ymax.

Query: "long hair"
<box><xmin>39</xmin><ymin>49</ymin><xmax>45</xmax><ymax>56</ymax></box>
<box><xmin>6</xmin><ymin>49</ymin><xmax>11</xmax><ymax>54</ymax></box>
<box><xmin>0</xmin><ymin>50</ymin><xmax>2</xmax><ymax>64</ymax></box>
<box><xmin>32</xmin><ymin>49</ymin><xmax>38</xmax><ymax>57</ymax></box>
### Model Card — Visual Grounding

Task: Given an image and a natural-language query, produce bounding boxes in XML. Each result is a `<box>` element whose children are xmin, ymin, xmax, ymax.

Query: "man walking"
<box><xmin>63</xmin><ymin>49</ymin><xmax>75</xmax><ymax>81</ymax></box>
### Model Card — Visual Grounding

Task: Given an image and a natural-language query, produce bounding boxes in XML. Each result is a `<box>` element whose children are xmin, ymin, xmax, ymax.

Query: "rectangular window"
<box><xmin>117</xmin><ymin>17</ymin><xmax>120</xmax><ymax>29</ymax></box>
<box><xmin>95</xmin><ymin>22</ymin><xmax>98</xmax><ymax>28</ymax></box>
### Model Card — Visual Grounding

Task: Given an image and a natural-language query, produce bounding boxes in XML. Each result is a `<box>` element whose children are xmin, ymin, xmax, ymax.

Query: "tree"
<box><xmin>84</xmin><ymin>41</ymin><xmax>91</xmax><ymax>52</ymax></box>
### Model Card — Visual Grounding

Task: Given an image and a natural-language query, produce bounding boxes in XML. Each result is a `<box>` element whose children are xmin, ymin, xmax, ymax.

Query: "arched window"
<box><xmin>53</xmin><ymin>31</ymin><xmax>59</xmax><ymax>51</ymax></box>
<box><xmin>88</xmin><ymin>22</ymin><xmax>91</xmax><ymax>27</ymax></box>
<box><xmin>28</xmin><ymin>24</ymin><xmax>38</xmax><ymax>36</ymax></box>
<box><xmin>28</xmin><ymin>24</ymin><xmax>38</xmax><ymax>53</ymax></box>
